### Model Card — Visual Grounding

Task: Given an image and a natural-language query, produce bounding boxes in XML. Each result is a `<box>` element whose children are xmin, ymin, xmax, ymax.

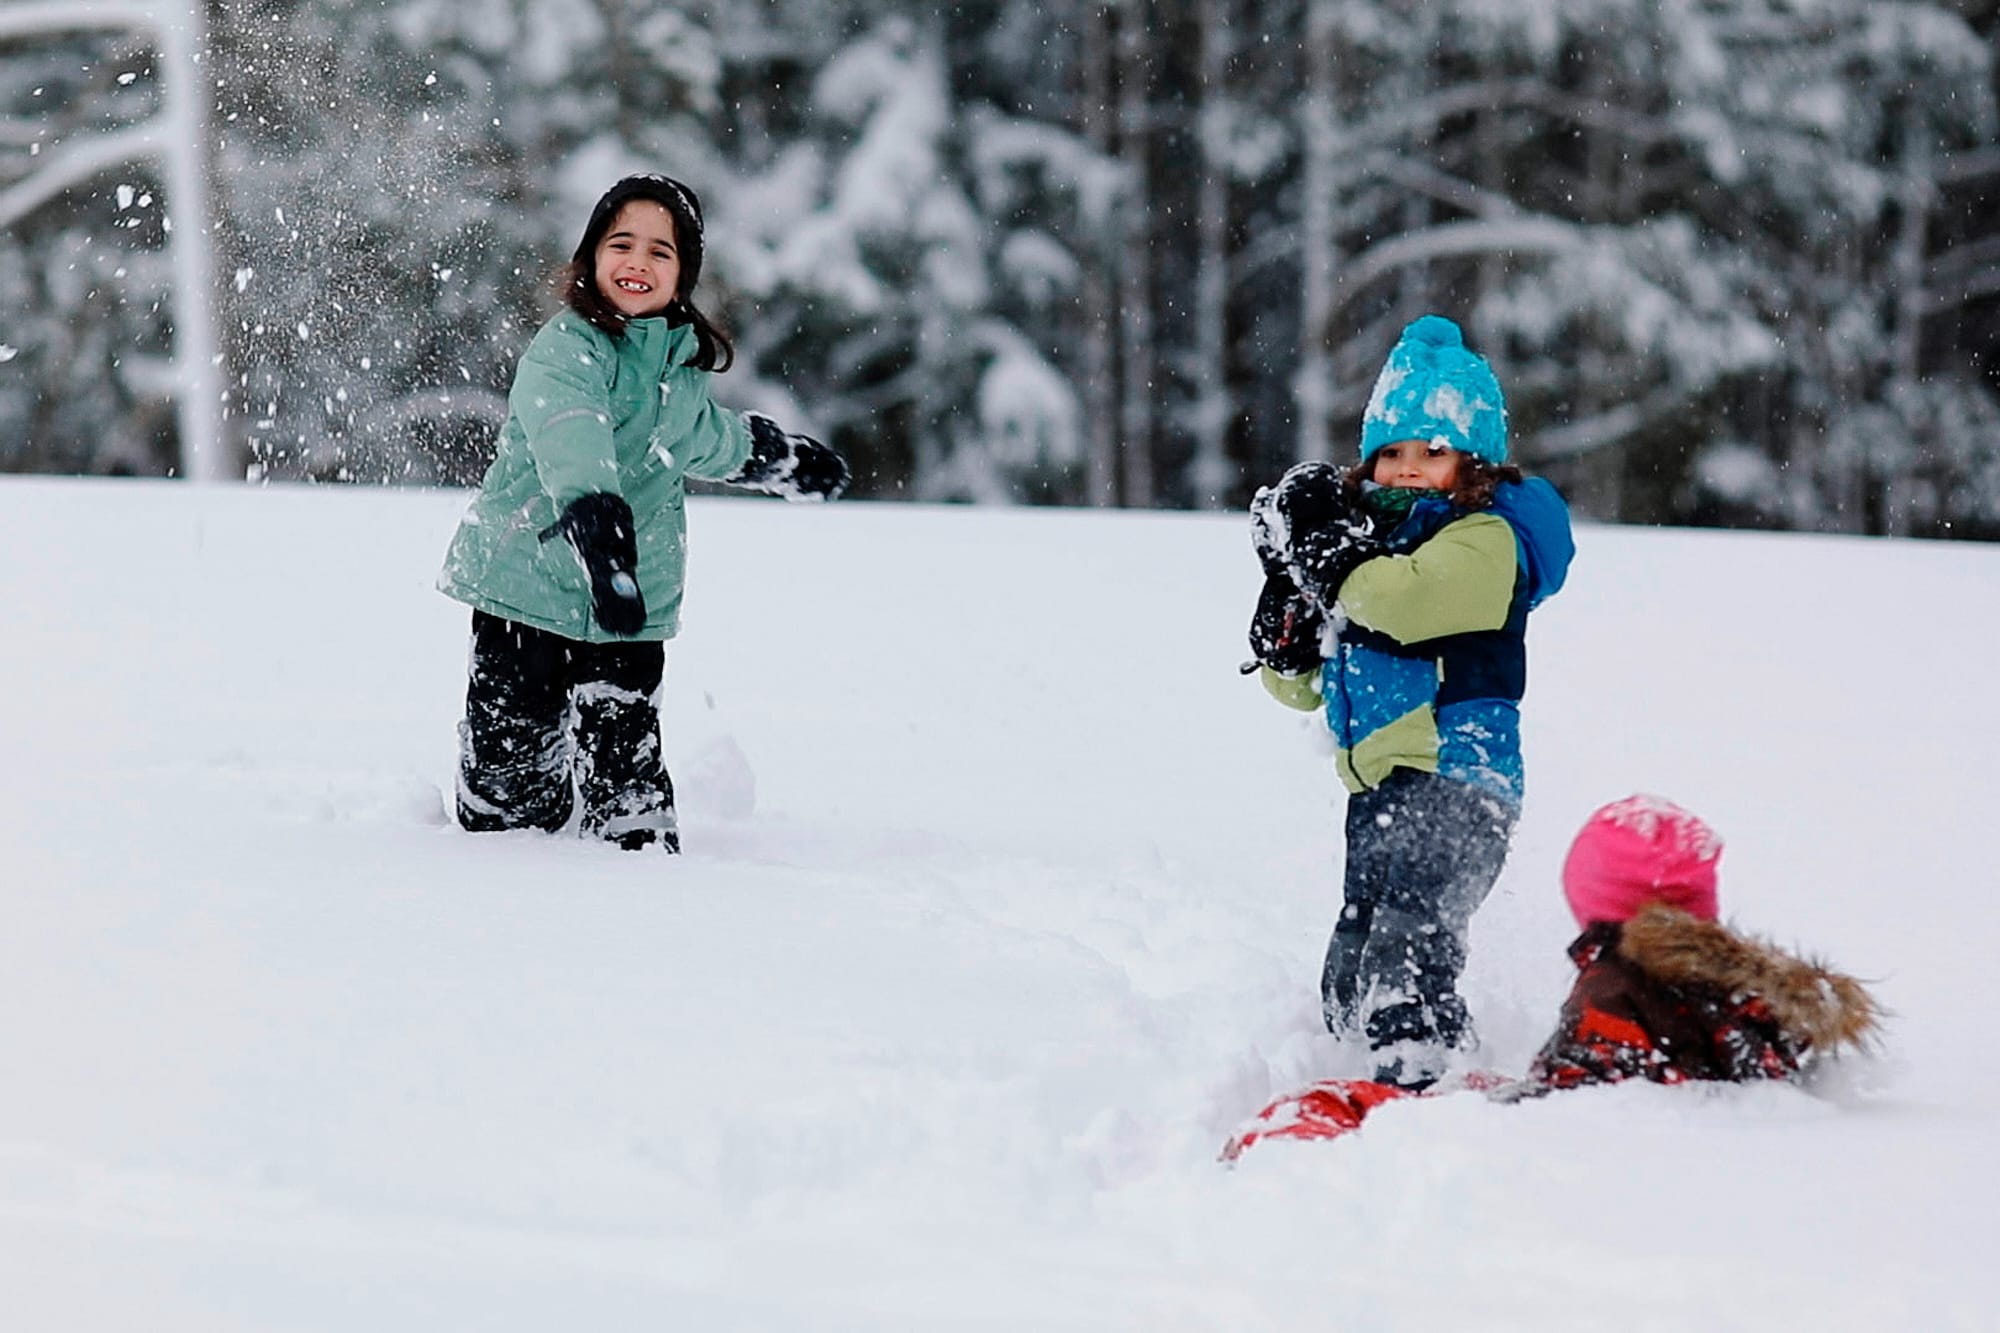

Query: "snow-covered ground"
<box><xmin>1</xmin><ymin>476</ymin><xmax>1993</xmax><ymax>1330</ymax></box>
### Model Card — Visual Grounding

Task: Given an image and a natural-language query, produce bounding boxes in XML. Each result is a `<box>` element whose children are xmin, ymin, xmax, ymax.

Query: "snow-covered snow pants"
<box><xmin>455</xmin><ymin>611</ymin><xmax>678</xmax><ymax>851</ymax></box>
<box><xmin>1323</xmin><ymin>767</ymin><xmax>1516</xmax><ymax>1051</ymax></box>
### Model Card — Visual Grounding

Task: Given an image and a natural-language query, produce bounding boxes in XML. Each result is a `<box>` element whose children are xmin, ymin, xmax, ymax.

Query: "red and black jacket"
<box><xmin>1525</xmin><ymin>904</ymin><xmax>1880</xmax><ymax>1093</ymax></box>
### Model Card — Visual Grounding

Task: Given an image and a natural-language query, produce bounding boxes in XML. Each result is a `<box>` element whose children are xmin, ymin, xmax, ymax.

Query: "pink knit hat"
<box><xmin>1562</xmin><ymin>795</ymin><xmax>1723</xmax><ymax>928</ymax></box>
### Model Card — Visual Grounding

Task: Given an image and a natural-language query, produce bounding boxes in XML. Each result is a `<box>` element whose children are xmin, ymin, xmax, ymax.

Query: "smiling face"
<box><xmin>592</xmin><ymin>200</ymin><xmax>681</xmax><ymax>320</ymax></box>
<box><xmin>1369</xmin><ymin>438</ymin><xmax>1462</xmax><ymax>491</ymax></box>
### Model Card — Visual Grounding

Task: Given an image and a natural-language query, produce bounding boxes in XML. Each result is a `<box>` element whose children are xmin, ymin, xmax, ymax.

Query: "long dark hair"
<box><xmin>560</xmin><ymin>173</ymin><xmax>734</xmax><ymax>372</ymax></box>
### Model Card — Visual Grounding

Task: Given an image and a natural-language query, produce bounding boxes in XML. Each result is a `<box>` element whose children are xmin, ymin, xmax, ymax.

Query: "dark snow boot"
<box><xmin>1352</xmin><ymin>901</ymin><xmax>1477</xmax><ymax>1089</ymax></box>
<box><xmin>573</xmin><ymin>678</ymin><xmax>678</xmax><ymax>853</ymax></box>
<box><xmin>1365</xmin><ymin>994</ymin><xmax>1474</xmax><ymax>1091</ymax></box>
<box><xmin>1369</xmin><ymin>1044</ymin><xmax>1448</xmax><ymax>1093</ymax></box>
<box><xmin>456</xmin><ymin>613</ymin><xmax>576</xmax><ymax>833</ymax></box>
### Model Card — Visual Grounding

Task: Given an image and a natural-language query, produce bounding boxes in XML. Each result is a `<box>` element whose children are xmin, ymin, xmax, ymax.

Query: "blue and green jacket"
<box><xmin>1263</xmin><ymin>479</ymin><xmax>1573</xmax><ymax>804</ymax></box>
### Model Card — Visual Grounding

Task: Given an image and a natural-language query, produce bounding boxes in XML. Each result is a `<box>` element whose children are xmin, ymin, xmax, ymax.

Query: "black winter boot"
<box><xmin>573</xmin><ymin>679</ymin><xmax>679</xmax><ymax>852</ymax></box>
<box><xmin>1354</xmin><ymin>902</ymin><xmax>1477</xmax><ymax>1090</ymax></box>
<box><xmin>457</xmin><ymin>613</ymin><xmax>576</xmax><ymax>833</ymax></box>
<box><xmin>1366</xmin><ymin>994</ymin><xmax>1474</xmax><ymax>1091</ymax></box>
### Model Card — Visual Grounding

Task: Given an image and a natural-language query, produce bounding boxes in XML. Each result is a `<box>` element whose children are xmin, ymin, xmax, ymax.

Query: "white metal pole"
<box><xmin>152</xmin><ymin>0</ymin><xmax>230</xmax><ymax>481</ymax></box>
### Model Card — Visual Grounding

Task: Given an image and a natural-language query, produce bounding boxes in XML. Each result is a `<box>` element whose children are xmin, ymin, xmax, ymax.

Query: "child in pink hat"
<box><xmin>1225</xmin><ymin>795</ymin><xmax>1883</xmax><ymax>1157</ymax></box>
<box><xmin>1524</xmin><ymin>795</ymin><xmax>1879</xmax><ymax>1091</ymax></box>
<box><xmin>1560</xmin><ymin>793</ymin><xmax>1722</xmax><ymax>927</ymax></box>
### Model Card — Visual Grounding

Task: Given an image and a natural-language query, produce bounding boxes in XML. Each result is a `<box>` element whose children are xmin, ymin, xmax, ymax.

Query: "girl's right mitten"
<box><xmin>551</xmin><ymin>492</ymin><xmax>647</xmax><ymax>636</ymax></box>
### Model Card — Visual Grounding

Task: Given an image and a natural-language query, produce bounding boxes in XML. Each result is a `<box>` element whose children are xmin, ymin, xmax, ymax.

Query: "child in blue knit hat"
<box><xmin>1248</xmin><ymin>314</ymin><xmax>1575</xmax><ymax>1089</ymax></box>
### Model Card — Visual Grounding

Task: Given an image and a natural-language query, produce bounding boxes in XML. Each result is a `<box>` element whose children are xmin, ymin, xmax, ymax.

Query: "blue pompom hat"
<box><xmin>1359</xmin><ymin>314</ymin><xmax>1508</xmax><ymax>465</ymax></box>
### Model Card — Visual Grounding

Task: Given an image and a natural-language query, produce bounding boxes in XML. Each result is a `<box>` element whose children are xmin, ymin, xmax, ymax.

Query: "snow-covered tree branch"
<box><xmin>0</xmin><ymin>121</ymin><xmax>162</xmax><ymax>228</ymax></box>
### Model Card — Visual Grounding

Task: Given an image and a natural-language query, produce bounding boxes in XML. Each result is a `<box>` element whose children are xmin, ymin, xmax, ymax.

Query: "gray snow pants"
<box><xmin>1322</xmin><ymin>767</ymin><xmax>1517</xmax><ymax>1049</ymax></box>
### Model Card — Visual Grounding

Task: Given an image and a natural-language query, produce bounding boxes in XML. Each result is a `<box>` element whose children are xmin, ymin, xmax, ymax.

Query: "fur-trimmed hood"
<box><xmin>1613</xmin><ymin>903</ymin><xmax>1883</xmax><ymax>1056</ymax></box>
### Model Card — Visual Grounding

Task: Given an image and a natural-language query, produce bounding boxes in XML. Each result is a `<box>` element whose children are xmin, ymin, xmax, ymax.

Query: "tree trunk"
<box><xmin>1294</xmin><ymin>0</ymin><xmax>1339</xmax><ymax>462</ymax></box>
<box><xmin>1080</xmin><ymin>2</ymin><xmax>1121</xmax><ymax>506</ymax></box>
<box><xmin>1115</xmin><ymin>0</ymin><xmax>1155</xmax><ymax>506</ymax></box>
<box><xmin>1883</xmin><ymin>115</ymin><xmax>1932</xmax><ymax>538</ymax></box>
<box><xmin>1187</xmin><ymin>0</ymin><xmax>1233</xmax><ymax>507</ymax></box>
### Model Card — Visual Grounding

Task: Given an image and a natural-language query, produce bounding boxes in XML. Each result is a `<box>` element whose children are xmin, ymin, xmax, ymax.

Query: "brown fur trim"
<box><xmin>1617</xmin><ymin>904</ymin><xmax>1884</xmax><ymax>1054</ymax></box>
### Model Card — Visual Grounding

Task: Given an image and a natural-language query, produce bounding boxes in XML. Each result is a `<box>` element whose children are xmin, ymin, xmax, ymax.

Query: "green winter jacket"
<box><xmin>437</xmin><ymin>312</ymin><xmax>753</xmax><ymax>642</ymax></box>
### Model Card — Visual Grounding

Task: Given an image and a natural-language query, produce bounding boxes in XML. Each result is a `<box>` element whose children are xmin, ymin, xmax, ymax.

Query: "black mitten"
<box><xmin>1255</xmin><ymin>462</ymin><xmax>1386</xmax><ymax>605</ymax></box>
<box><xmin>1250</xmin><ymin>460</ymin><xmax>1346</xmax><ymax>575</ymax></box>
<box><xmin>732</xmin><ymin>412</ymin><xmax>851</xmax><ymax>501</ymax></box>
<box><xmin>1290</xmin><ymin>515</ymin><xmax>1387</xmax><ymax>606</ymax></box>
<box><xmin>1248</xmin><ymin>570</ymin><xmax>1326</xmax><ymax>675</ymax></box>
<box><xmin>551</xmin><ymin>492</ymin><xmax>646</xmax><ymax>636</ymax></box>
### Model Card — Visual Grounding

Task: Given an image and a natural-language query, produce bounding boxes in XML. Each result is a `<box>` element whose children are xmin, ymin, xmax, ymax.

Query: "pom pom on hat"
<box><xmin>1360</xmin><ymin>314</ymin><xmax>1509</xmax><ymax>465</ymax></box>
<box><xmin>1562</xmin><ymin>795</ymin><xmax>1723</xmax><ymax>928</ymax></box>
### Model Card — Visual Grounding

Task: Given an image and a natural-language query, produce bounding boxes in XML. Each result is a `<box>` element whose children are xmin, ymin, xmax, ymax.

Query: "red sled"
<box><xmin>1220</xmin><ymin>1070</ymin><xmax>1514</xmax><ymax>1162</ymax></box>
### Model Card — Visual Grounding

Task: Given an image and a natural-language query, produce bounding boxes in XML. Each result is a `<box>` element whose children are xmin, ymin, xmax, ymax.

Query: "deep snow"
<box><xmin>0</xmin><ymin>477</ymin><xmax>1993</xmax><ymax>1330</ymax></box>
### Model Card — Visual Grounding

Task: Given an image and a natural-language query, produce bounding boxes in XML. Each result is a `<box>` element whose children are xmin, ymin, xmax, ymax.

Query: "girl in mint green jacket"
<box><xmin>438</xmin><ymin>174</ymin><xmax>847</xmax><ymax>852</ymax></box>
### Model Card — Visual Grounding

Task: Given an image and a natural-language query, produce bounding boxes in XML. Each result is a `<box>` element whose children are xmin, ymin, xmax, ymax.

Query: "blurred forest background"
<box><xmin>2</xmin><ymin>0</ymin><xmax>1998</xmax><ymax>536</ymax></box>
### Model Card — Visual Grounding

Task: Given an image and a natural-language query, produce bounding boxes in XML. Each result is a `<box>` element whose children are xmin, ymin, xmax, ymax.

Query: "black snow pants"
<box><xmin>455</xmin><ymin>610</ymin><xmax>678</xmax><ymax>851</ymax></box>
<box><xmin>1322</xmin><ymin>767</ymin><xmax>1516</xmax><ymax>1069</ymax></box>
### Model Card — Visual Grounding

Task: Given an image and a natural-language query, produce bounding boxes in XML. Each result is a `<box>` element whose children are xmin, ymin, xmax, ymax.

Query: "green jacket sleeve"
<box><xmin>676</xmin><ymin>398</ymin><xmax>755</xmax><ymax>482</ymax></box>
<box><xmin>1260</xmin><ymin>665</ymin><xmax>1323</xmax><ymax>711</ymax></box>
<box><xmin>1339</xmin><ymin>511</ymin><xmax>1518</xmax><ymax>644</ymax></box>
<box><xmin>510</xmin><ymin>316</ymin><xmax>623</xmax><ymax>506</ymax></box>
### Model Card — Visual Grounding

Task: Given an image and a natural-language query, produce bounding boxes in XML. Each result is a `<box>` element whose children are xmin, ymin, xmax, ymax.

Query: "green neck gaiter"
<box><xmin>1363</xmin><ymin>485</ymin><xmax>1426</xmax><ymax>521</ymax></box>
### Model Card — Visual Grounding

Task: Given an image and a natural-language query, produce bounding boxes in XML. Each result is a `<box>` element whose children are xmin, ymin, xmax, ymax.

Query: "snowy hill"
<box><xmin>1</xmin><ymin>477</ymin><xmax>1994</xmax><ymax>1331</ymax></box>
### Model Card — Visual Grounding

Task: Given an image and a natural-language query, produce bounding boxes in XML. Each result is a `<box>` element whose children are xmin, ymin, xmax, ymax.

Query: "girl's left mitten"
<box><xmin>734</xmin><ymin>412</ymin><xmax>851</xmax><ymax>501</ymax></box>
